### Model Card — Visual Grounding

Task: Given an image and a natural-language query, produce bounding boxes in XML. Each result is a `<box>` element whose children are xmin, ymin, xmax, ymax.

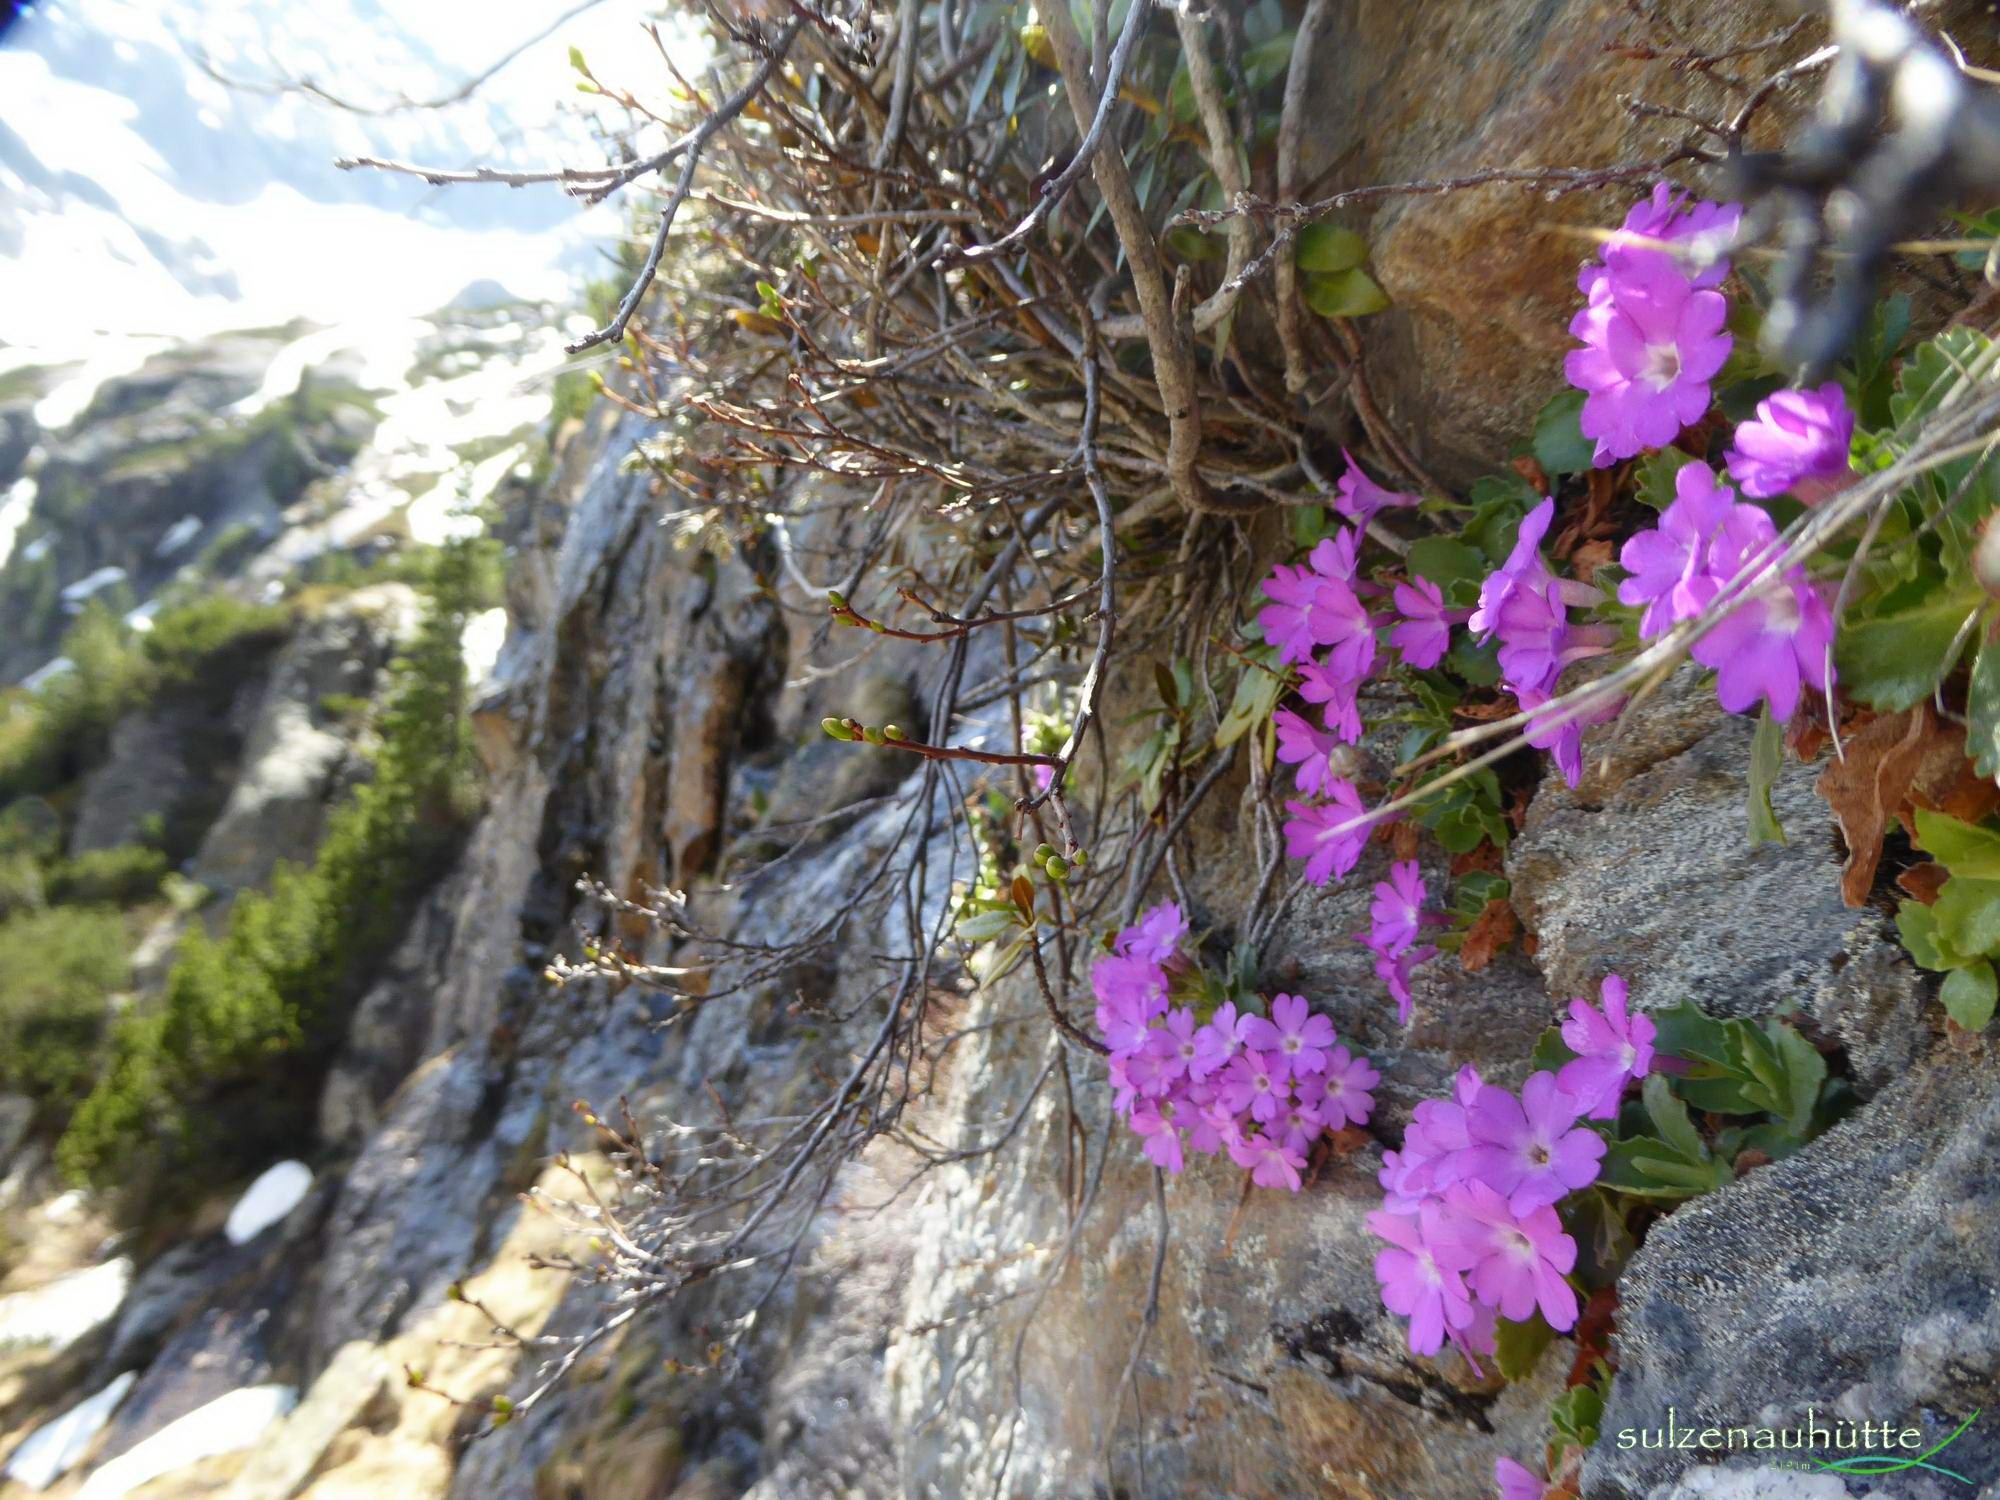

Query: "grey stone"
<box><xmin>1509</xmin><ymin>667</ymin><xmax>1929</xmax><ymax>1092</ymax></box>
<box><xmin>1588</xmin><ymin>1047</ymin><xmax>2000</xmax><ymax>1500</ymax></box>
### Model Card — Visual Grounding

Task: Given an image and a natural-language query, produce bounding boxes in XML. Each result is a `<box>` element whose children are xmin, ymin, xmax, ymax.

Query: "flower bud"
<box><xmin>821</xmin><ymin>717</ymin><xmax>855</xmax><ymax>741</ymax></box>
<box><xmin>826</xmin><ymin>589</ymin><xmax>847</xmax><ymax>610</ymax></box>
<box><xmin>1043</xmin><ymin>854</ymin><xmax>1069</xmax><ymax>880</ymax></box>
<box><xmin>882</xmin><ymin>724</ymin><xmax>906</xmax><ymax>741</ymax></box>
<box><xmin>862</xmin><ymin>725</ymin><xmax>885</xmax><ymax>745</ymax></box>
<box><xmin>1032</xmin><ymin>843</ymin><xmax>1056</xmax><ymax>863</ymax></box>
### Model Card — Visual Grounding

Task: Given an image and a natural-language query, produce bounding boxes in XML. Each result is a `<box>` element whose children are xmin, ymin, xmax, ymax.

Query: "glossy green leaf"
<box><xmin>1494</xmin><ymin>1314</ymin><xmax>1555</xmax><ymax>1381</ymax></box>
<box><xmin>1642</xmin><ymin>1073</ymin><xmax>1705</xmax><ymax>1162</ymax></box>
<box><xmin>1942</xmin><ymin>959</ymin><xmax>1998</xmax><ymax>1031</ymax></box>
<box><xmin>1932</xmin><ymin>874</ymin><xmax>2000</xmax><ymax>958</ymax></box>
<box><xmin>1531</xmin><ymin>389</ymin><xmax>1593</xmax><ymax>477</ymax></box>
<box><xmin>1833</xmin><ymin>586</ymin><xmax>1983</xmax><ymax>711</ymax></box>
<box><xmin>1302</xmin><ymin>268</ymin><xmax>1390</xmax><ymax>319</ymax></box>
<box><xmin>1912</xmin><ymin>808</ymin><xmax>2000</xmax><ymax>879</ymax></box>
<box><xmin>1294</xmin><ymin>223</ymin><xmax>1367</xmax><ymax>274</ymax></box>
<box><xmin>1747</xmin><ymin>705</ymin><xmax>1786</xmax><ymax>846</ymax></box>
<box><xmin>1634</xmin><ymin>447</ymin><xmax>1697</xmax><ymax>510</ymax></box>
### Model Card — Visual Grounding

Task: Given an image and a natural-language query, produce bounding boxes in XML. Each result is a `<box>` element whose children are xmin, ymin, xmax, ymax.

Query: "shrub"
<box><xmin>141</xmin><ymin>595</ymin><xmax>289</xmax><ymax>689</ymax></box>
<box><xmin>59</xmin><ymin>541</ymin><xmax>487</xmax><ymax>1196</ymax></box>
<box><xmin>47</xmin><ymin>845</ymin><xmax>168</xmax><ymax>907</ymax></box>
<box><xmin>0</xmin><ymin>907</ymin><xmax>128</xmax><ymax>1121</ymax></box>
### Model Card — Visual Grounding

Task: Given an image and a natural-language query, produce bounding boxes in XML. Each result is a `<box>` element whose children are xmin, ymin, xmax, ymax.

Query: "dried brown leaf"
<box><xmin>1460</xmin><ymin>898</ymin><xmax>1519</xmax><ymax>973</ymax></box>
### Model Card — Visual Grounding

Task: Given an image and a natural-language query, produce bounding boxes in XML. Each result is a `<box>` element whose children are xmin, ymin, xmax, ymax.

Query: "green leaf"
<box><xmin>1494</xmin><ymin>1314</ymin><xmax>1555</xmax><ymax>1381</ymax></box>
<box><xmin>1532</xmin><ymin>389</ymin><xmax>1594</xmax><ymax>477</ymax></box>
<box><xmin>1933</xmin><ymin>875</ymin><xmax>2000</xmax><ymax>958</ymax></box>
<box><xmin>1648</xmin><ymin>1000</ymin><xmax>1730</xmax><ymax>1068</ymax></box>
<box><xmin>1965</xmin><ymin>632</ymin><xmax>2000</xmax><ymax>779</ymax></box>
<box><xmin>1529</xmin><ymin>1024</ymin><xmax>1580</xmax><ymax>1075</ymax></box>
<box><xmin>1214</xmin><ymin>657</ymin><xmax>1286</xmax><ymax>748</ymax></box>
<box><xmin>1833</xmin><ymin>585</ymin><xmax>1983</xmax><ymax>711</ymax></box>
<box><xmin>1552</xmin><ymin>1383</ymin><xmax>1605</xmax><ymax>1451</ymax></box>
<box><xmin>1405</xmin><ymin>537</ymin><xmax>1486</xmax><ymax>592</ymax></box>
<box><xmin>1912</xmin><ymin>808</ymin><xmax>2000</xmax><ymax>879</ymax></box>
<box><xmin>1766</xmin><ymin>1020</ymin><xmax>1827</xmax><ymax>1135</ymax></box>
<box><xmin>1642</xmin><ymin>1074</ymin><xmax>1705</xmax><ymax>1162</ymax></box>
<box><xmin>567</xmin><ymin>44</ymin><xmax>588</xmax><ymax>73</ymax></box>
<box><xmin>1896</xmin><ymin>900</ymin><xmax>1964</xmax><ymax>972</ymax></box>
<box><xmin>1942</xmin><ymin>960</ymin><xmax>1998</xmax><ymax>1031</ymax></box>
<box><xmin>1302</xmin><ymin>268</ymin><xmax>1390</xmax><ymax>319</ymax></box>
<box><xmin>1634</xmin><ymin>447</ymin><xmax>1697</xmax><ymax>510</ymax></box>
<box><xmin>1294</xmin><ymin>224</ymin><xmax>1367</xmax><ymax>274</ymax></box>
<box><xmin>1747</xmin><ymin>705</ymin><xmax>1786</xmax><ymax>846</ymax></box>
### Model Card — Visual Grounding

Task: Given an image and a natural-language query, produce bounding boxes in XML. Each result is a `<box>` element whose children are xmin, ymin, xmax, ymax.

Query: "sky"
<box><xmin>0</xmin><ymin>0</ymin><xmax>687</xmax><ymax>351</ymax></box>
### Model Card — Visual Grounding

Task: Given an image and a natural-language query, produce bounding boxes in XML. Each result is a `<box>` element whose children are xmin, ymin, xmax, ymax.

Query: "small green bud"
<box><xmin>827</xmin><ymin>589</ymin><xmax>847</xmax><ymax>610</ymax></box>
<box><xmin>862</xmin><ymin>726</ymin><xmax>886</xmax><ymax>745</ymax></box>
<box><xmin>868</xmin><ymin>618</ymin><xmax>887</xmax><ymax>633</ymax></box>
<box><xmin>1070</xmin><ymin>848</ymin><xmax>1087</xmax><ymax>867</ymax></box>
<box><xmin>1032</xmin><ymin>843</ymin><xmax>1056</xmax><ymax>863</ymax></box>
<box><xmin>445</xmin><ymin>1281</ymin><xmax>464</xmax><ymax>1302</ymax></box>
<box><xmin>1043</xmin><ymin>855</ymin><xmax>1069</xmax><ymax>880</ymax></box>
<box><xmin>882</xmin><ymin>724</ymin><xmax>907</xmax><ymax>741</ymax></box>
<box><xmin>822</xmin><ymin>717</ymin><xmax>855</xmax><ymax>741</ymax></box>
<box><xmin>491</xmin><ymin>1395</ymin><xmax>514</xmax><ymax>1415</ymax></box>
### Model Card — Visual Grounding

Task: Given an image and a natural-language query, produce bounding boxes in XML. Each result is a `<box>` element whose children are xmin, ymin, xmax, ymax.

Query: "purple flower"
<box><xmin>1118</xmin><ymin>902</ymin><xmax>1186</xmax><ymax>965</ymax></box>
<box><xmin>1618</xmin><ymin>462</ymin><xmax>1739</xmax><ymax>638</ymax></box>
<box><xmin>1092</xmin><ymin>954</ymin><xmax>1166</xmax><ymax>1053</ymax></box>
<box><xmin>1242</xmin><ymin>993</ymin><xmax>1339</xmax><ymax>1078</ymax></box>
<box><xmin>1585</xmin><ymin>181</ymin><xmax>1741</xmax><ymax>295</ymax></box>
<box><xmin>1379</xmin><ymin>1067</ymin><xmax>1483</xmax><ymax>1210</ymax></box>
<box><xmin>1688</xmin><ymin>508</ymin><xmax>1833</xmax><ymax>722</ymax></box>
<box><xmin>1558</xmin><ymin>974</ymin><xmax>1657</xmax><ymax>1120</ymax></box>
<box><xmin>1433</xmin><ymin>1179</ymin><xmax>1581</xmax><ymax>1331</ymax></box>
<box><xmin>1129</xmin><ymin>1098</ymin><xmax>1186</xmax><ymax>1172</ymax></box>
<box><xmin>1494</xmin><ymin>1456</ymin><xmax>1547</xmax><ymax>1500</ymax></box>
<box><xmin>1390</xmin><ymin>576</ymin><xmax>1464</xmax><ymax>669</ymax></box>
<box><xmin>1255</xmin><ymin>538</ymin><xmax>1373</xmax><ymax>670</ymax></box>
<box><xmin>1269</xmin><ymin>1093</ymin><xmax>1328</xmax><ymax>1154</ymax></box>
<box><xmin>1273</xmin><ymin>707</ymin><xmax>1346</xmax><ymax>793</ymax></box>
<box><xmin>1220</xmin><ymin>1049</ymin><xmax>1289</xmax><ymax>1123</ymax></box>
<box><xmin>1335</xmin><ymin>451</ymin><xmax>1419</xmax><ymax>528</ymax></box>
<box><xmin>1470</xmin><ymin>499</ymin><xmax>1556</xmax><ymax>643</ymax></box>
<box><xmin>1190</xmin><ymin>1001</ymin><xmax>1247</xmax><ymax>1080</ymax></box>
<box><xmin>1374</xmin><ymin>943</ymin><xmax>1435</xmax><ymax>1025</ymax></box>
<box><xmin>1367</xmin><ymin>860</ymin><xmax>1428</xmax><ymax>957</ymax></box>
<box><xmin>1461</xmin><ymin>1072</ymin><xmax>1606</xmax><ymax>1212</ymax></box>
<box><xmin>1144</xmin><ymin>1006</ymin><xmax>1202</xmax><ymax>1087</ymax></box>
<box><xmin>1725</xmin><ymin>382</ymin><xmax>1854</xmax><ymax>501</ymax></box>
<box><xmin>1565</xmin><ymin>253</ymin><xmax>1731</xmax><ymax>465</ymax></box>
<box><xmin>1309</xmin><ymin>530</ymin><xmax>1361</xmax><ymax>582</ymax></box>
<box><xmin>1230</xmin><ymin>1132</ymin><xmax>1307</xmax><ymax>1192</ymax></box>
<box><xmin>1368</xmin><ymin>1205</ymin><xmax>1476</xmax><ymax>1356</ymax></box>
<box><xmin>1517</xmin><ymin>683</ymin><xmax>1622</xmax><ymax>791</ymax></box>
<box><xmin>1297</xmin><ymin>659</ymin><xmax>1364</xmax><ymax>744</ymax></box>
<box><xmin>1283</xmin><ymin>778</ymin><xmax>1375</xmax><ymax>887</ymax></box>
<box><xmin>1315</xmin><ymin>1045</ymin><xmax>1379</xmax><ymax>1129</ymax></box>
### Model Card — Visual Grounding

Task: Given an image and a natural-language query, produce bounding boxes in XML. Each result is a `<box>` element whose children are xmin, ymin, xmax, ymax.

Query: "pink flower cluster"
<box><xmin>1469</xmin><ymin>498</ymin><xmax>1620</xmax><ymax>786</ymax></box>
<box><xmin>1565</xmin><ymin>185</ymin><xmax>1738</xmax><ymax>465</ymax></box>
<box><xmin>1361</xmin><ymin>859</ymin><xmax>1439</xmax><ymax>1023</ymax></box>
<box><xmin>1617</xmin><ymin>459</ymin><xmax>1833</xmax><ymax>721</ymax></box>
<box><xmin>1266</xmin><ymin>456</ymin><xmax>1479</xmax><ymax>887</ymax></box>
<box><xmin>1369</xmin><ymin>976</ymin><xmax>1651</xmax><ymax>1360</ymax></box>
<box><xmin>1092</xmin><ymin>902</ymin><xmax>1378</xmax><ymax>1192</ymax></box>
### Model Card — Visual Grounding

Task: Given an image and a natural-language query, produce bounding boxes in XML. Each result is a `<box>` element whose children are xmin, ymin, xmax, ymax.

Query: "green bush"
<box><xmin>0</xmin><ymin>602</ymin><xmax>145</xmax><ymax>803</ymax></box>
<box><xmin>141</xmin><ymin>596</ymin><xmax>289</xmax><ymax>689</ymax></box>
<box><xmin>0</xmin><ymin>907</ymin><xmax>128</xmax><ymax>1121</ymax></box>
<box><xmin>47</xmin><ymin>845</ymin><xmax>168</xmax><ymax>907</ymax></box>
<box><xmin>59</xmin><ymin>542</ymin><xmax>487</xmax><ymax>1196</ymax></box>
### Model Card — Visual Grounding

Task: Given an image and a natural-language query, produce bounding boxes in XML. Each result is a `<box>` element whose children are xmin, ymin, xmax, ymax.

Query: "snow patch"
<box><xmin>223</xmin><ymin>1160</ymin><xmax>312</xmax><ymax>1245</ymax></box>
<box><xmin>75</xmin><ymin>1384</ymin><xmax>296</xmax><ymax>1500</ymax></box>
<box><xmin>0</xmin><ymin>1258</ymin><xmax>133</xmax><ymax>1351</ymax></box>
<box><xmin>59</xmin><ymin>566</ymin><xmax>128</xmax><ymax>608</ymax></box>
<box><xmin>460</xmin><ymin>606</ymin><xmax>509</xmax><ymax>687</ymax></box>
<box><xmin>2</xmin><ymin>1371</ymin><xmax>136</xmax><ymax>1490</ymax></box>
<box><xmin>0</xmin><ymin>477</ymin><xmax>37</xmax><ymax>574</ymax></box>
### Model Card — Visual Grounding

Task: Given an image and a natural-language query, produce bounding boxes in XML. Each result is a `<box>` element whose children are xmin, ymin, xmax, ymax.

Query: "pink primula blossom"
<box><xmin>1283</xmin><ymin>778</ymin><xmax>1376</xmax><ymax>887</ymax></box>
<box><xmin>1230</xmin><ymin>1132</ymin><xmax>1307</xmax><ymax>1192</ymax></box>
<box><xmin>1273</xmin><ymin>707</ymin><xmax>1347</xmax><ymax>793</ymax></box>
<box><xmin>1241</xmin><ymin>992</ymin><xmax>1338</xmax><ymax>1077</ymax></box>
<box><xmin>1368</xmin><ymin>1205</ymin><xmax>1476</xmax><ymax>1356</ymax></box>
<box><xmin>1390</xmin><ymin>575</ymin><xmax>1465</xmax><ymax>670</ymax></box>
<box><xmin>1297</xmin><ymin>659</ymin><xmax>1364</xmax><ymax>744</ymax></box>
<box><xmin>1335</xmin><ymin>450</ymin><xmax>1420</xmax><ymax>528</ymax></box>
<box><xmin>1494</xmin><ymin>1456</ymin><xmax>1548</xmax><ymax>1500</ymax></box>
<box><xmin>1566</xmin><ymin>252</ymin><xmax>1731</xmax><ymax>465</ymax></box>
<box><xmin>1316</xmin><ymin>1045</ymin><xmax>1379</xmax><ymax>1130</ymax></box>
<box><xmin>1461</xmin><ymin>1072</ymin><xmax>1606</xmax><ymax>1213</ymax></box>
<box><xmin>1433</xmin><ymin>1179</ymin><xmax>1581</xmax><ymax>1331</ymax></box>
<box><xmin>1558</xmin><ymin>973</ymin><xmax>1656</xmax><ymax>1120</ymax></box>
<box><xmin>1725</xmin><ymin>382</ymin><xmax>1855</xmax><ymax>502</ymax></box>
<box><xmin>1367</xmin><ymin>860</ymin><xmax>1429</xmax><ymax>957</ymax></box>
<box><xmin>1617</xmin><ymin>461</ymin><xmax>1740</xmax><ymax>638</ymax></box>
<box><xmin>1686</xmin><ymin>505</ymin><xmax>1834</xmax><ymax>722</ymax></box>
